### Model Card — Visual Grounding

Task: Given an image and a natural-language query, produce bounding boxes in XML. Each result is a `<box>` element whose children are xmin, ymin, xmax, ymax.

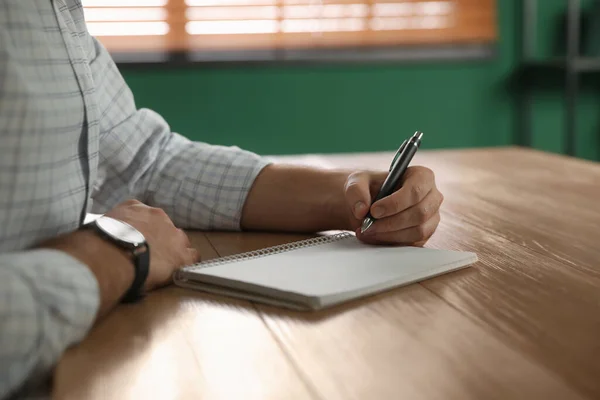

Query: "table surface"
<box><xmin>53</xmin><ymin>147</ymin><xmax>600</xmax><ymax>400</ymax></box>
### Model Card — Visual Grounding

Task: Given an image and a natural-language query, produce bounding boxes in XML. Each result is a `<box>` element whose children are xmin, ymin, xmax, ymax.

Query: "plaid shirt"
<box><xmin>0</xmin><ymin>1</ymin><xmax>269</xmax><ymax>398</ymax></box>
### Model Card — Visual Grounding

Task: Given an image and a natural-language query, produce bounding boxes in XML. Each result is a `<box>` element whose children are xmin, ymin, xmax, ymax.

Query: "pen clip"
<box><xmin>389</xmin><ymin>140</ymin><xmax>407</xmax><ymax>172</ymax></box>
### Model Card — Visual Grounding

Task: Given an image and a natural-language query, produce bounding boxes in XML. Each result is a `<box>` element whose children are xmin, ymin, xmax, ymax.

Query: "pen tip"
<box><xmin>360</xmin><ymin>219</ymin><xmax>373</xmax><ymax>234</ymax></box>
<box><xmin>414</xmin><ymin>131</ymin><xmax>424</xmax><ymax>140</ymax></box>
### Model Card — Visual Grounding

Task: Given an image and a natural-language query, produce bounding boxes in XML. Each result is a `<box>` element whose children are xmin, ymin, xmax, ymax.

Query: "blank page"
<box><xmin>190</xmin><ymin>235</ymin><xmax>476</xmax><ymax>299</ymax></box>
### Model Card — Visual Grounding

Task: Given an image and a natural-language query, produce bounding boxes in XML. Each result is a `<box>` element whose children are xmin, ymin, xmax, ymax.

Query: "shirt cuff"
<box><xmin>0</xmin><ymin>249</ymin><xmax>99</xmax><ymax>396</ymax></box>
<box><xmin>167</xmin><ymin>139</ymin><xmax>273</xmax><ymax>230</ymax></box>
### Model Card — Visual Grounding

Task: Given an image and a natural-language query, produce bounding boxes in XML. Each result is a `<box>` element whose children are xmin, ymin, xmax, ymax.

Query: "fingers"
<box><xmin>344</xmin><ymin>171</ymin><xmax>373</xmax><ymax>219</ymax></box>
<box><xmin>183</xmin><ymin>248</ymin><xmax>199</xmax><ymax>266</ymax></box>
<box><xmin>175</xmin><ymin>229</ymin><xmax>197</xmax><ymax>265</ymax></box>
<box><xmin>121</xmin><ymin>199</ymin><xmax>149</xmax><ymax>211</ymax></box>
<box><xmin>150</xmin><ymin>206</ymin><xmax>176</xmax><ymax>226</ymax></box>
<box><xmin>358</xmin><ymin>212</ymin><xmax>440</xmax><ymax>245</ymax></box>
<box><xmin>371</xmin><ymin>188</ymin><xmax>443</xmax><ymax>234</ymax></box>
<box><xmin>121</xmin><ymin>198</ymin><xmax>142</xmax><ymax>206</ymax></box>
<box><xmin>371</xmin><ymin>166</ymin><xmax>435</xmax><ymax>219</ymax></box>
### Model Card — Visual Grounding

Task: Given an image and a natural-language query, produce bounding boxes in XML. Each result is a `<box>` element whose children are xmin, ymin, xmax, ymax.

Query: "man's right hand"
<box><xmin>105</xmin><ymin>199</ymin><xmax>199</xmax><ymax>291</ymax></box>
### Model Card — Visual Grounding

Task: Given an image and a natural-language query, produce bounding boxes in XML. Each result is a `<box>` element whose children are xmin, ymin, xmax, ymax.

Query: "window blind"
<box><xmin>83</xmin><ymin>0</ymin><xmax>496</xmax><ymax>53</ymax></box>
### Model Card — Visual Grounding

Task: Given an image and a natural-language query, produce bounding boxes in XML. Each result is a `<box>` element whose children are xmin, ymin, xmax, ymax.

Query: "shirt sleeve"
<box><xmin>86</xmin><ymin>37</ymin><xmax>271</xmax><ymax>230</ymax></box>
<box><xmin>0</xmin><ymin>250</ymin><xmax>99</xmax><ymax>399</ymax></box>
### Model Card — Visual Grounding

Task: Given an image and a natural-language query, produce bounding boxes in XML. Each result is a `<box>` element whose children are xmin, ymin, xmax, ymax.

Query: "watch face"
<box><xmin>96</xmin><ymin>216</ymin><xmax>145</xmax><ymax>245</ymax></box>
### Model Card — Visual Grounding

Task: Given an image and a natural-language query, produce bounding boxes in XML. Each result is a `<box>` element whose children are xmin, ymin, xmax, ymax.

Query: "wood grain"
<box><xmin>259</xmin><ymin>285</ymin><xmax>585</xmax><ymax>400</ymax></box>
<box><xmin>424</xmin><ymin>212</ymin><xmax>600</xmax><ymax>398</ymax></box>
<box><xmin>440</xmin><ymin>183</ymin><xmax>600</xmax><ymax>278</ymax></box>
<box><xmin>53</xmin><ymin>232</ymin><xmax>313</xmax><ymax>400</ymax></box>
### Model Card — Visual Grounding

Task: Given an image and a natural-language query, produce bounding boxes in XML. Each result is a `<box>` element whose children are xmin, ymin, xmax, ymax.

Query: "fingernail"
<box><xmin>354</xmin><ymin>201</ymin><xmax>365</xmax><ymax>218</ymax></box>
<box><xmin>372</xmin><ymin>206</ymin><xmax>385</xmax><ymax>218</ymax></box>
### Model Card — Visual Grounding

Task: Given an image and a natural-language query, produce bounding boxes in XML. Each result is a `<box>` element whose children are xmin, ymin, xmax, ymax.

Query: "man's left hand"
<box><xmin>343</xmin><ymin>166</ymin><xmax>443</xmax><ymax>246</ymax></box>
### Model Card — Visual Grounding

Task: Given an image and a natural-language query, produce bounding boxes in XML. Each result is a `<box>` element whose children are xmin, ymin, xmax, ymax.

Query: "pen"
<box><xmin>360</xmin><ymin>131</ymin><xmax>424</xmax><ymax>234</ymax></box>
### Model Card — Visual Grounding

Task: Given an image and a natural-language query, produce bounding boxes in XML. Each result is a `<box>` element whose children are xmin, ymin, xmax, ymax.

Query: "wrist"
<box><xmin>323</xmin><ymin>170</ymin><xmax>355</xmax><ymax>231</ymax></box>
<box><xmin>42</xmin><ymin>229</ymin><xmax>132</xmax><ymax>274</ymax></box>
<box><xmin>39</xmin><ymin>229</ymin><xmax>135</xmax><ymax>317</ymax></box>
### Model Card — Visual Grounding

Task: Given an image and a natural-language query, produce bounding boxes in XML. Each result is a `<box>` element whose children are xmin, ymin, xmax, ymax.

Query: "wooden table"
<box><xmin>53</xmin><ymin>147</ymin><xmax>600</xmax><ymax>400</ymax></box>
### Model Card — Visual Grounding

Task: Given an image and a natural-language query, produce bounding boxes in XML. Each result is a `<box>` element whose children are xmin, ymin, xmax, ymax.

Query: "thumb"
<box><xmin>344</xmin><ymin>172</ymin><xmax>372</xmax><ymax>219</ymax></box>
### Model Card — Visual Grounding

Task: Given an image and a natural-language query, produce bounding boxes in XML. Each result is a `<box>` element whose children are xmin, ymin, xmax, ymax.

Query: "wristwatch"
<box><xmin>85</xmin><ymin>215</ymin><xmax>150</xmax><ymax>303</ymax></box>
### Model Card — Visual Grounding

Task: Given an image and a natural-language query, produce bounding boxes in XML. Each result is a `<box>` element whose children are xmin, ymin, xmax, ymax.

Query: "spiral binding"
<box><xmin>180</xmin><ymin>231</ymin><xmax>353</xmax><ymax>274</ymax></box>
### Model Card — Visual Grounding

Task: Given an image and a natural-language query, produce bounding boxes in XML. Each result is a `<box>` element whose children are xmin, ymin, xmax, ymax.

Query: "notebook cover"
<box><xmin>174</xmin><ymin>234</ymin><xmax>478</xmax><ymax>311</ymax></box>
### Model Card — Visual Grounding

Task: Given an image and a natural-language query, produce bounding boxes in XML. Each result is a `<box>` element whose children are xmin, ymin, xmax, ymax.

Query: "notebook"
<box><xmin>173</xmin><ymin>232</ymin><xmax>477</xmax><ymax>311</ymax></box>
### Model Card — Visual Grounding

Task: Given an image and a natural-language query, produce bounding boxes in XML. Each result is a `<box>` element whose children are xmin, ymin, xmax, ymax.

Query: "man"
<box><xmin>0</xmin><ymin>1</ymin><xmax>444</xmax><ymax>398</ymax></box>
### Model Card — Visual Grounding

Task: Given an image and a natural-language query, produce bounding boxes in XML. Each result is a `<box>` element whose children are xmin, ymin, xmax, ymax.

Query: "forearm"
<box><xmin>39</xmin><ymin>230</ymin><xmax>134</xmax><ymax>319</ymax></box>
<box><xmin>240</xmin><ymin>164</ymin><xmax>352</xmax><ymax>233</ymax></box>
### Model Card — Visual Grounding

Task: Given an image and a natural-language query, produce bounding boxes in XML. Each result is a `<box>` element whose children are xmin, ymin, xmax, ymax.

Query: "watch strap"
<box><xmin>121</xmin><ymin>243</ymin><xmax>150</xmax><ymax>303</ymax></box>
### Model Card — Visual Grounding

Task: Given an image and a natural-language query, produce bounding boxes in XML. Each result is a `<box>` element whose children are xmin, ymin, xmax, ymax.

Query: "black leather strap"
<box><xmin>121</xmin><ymin>243</ymin><xmax>150</xmax><ymax>303</ymax></box>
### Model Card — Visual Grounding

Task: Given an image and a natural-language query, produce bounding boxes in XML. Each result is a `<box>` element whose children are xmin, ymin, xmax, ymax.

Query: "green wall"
<box><xmin>120</xmin><ymin>0</ymin><xmax>600</xmax><ymax>160</ymax></box>
<box><xmin>525</xmin><ymin>0</ymin><xmax>600</xmax><ymax>161</ymax></box>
